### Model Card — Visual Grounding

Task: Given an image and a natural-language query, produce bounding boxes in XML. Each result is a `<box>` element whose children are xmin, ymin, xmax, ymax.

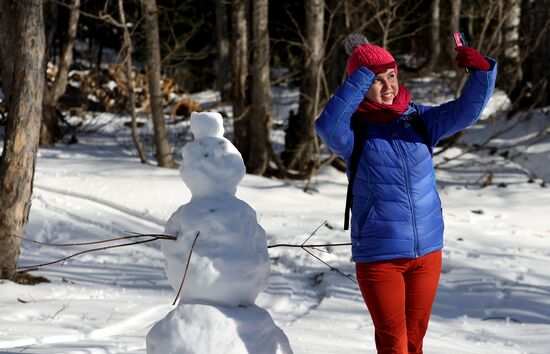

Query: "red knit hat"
<box><xmin>345</xmin><ymin>34</ymin><xmax>397</xmax><ymax>76</ymax></box>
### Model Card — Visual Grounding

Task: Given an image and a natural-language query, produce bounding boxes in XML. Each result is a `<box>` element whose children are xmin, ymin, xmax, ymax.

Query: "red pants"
<box><xmin>356</xmin><ymin>250</ymin><xmax>442</xmax><ymax>354</ymax></box>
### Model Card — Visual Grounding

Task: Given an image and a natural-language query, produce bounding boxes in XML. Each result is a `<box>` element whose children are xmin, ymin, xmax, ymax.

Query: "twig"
<box><xmin>303</xmin><ymin>247</ymin><xmax>357</xmax><ymax>284</ymax></box>
<box><xmin>268</xmin><ymin>242</ymin><xmax>351</xmax><ymax>249</ymax></box>
<box><xmin>301</xmin><ymin>220</ymin><xmax>327</xmax><ymax>246</ymax></box>
<box><xmin>13</xmin><ymin>233</ymin><xmax>176</xmax><ymax>247</ymax></box>
<box><xmin>307</xmin><ymin>246</ymin><xmax>332</xmax><ymax>254</ymax></box>
<box><xmin>172</xmin><ymin>231</ymin><xmax>200</xmax><ymax>306</ymax></box>
<box><xmin>49</xmin><ymin>304</ymin><xmax>68</xmax><ymax>323</ymax></box>
<box><xmin>268</xmin><ymin>221</ymin><xmax>356</xmax><ymax>284</ymax></box>
<box><xmin>16</xmin><ymin>237</ymin><xmax>167</xmax><ymax>270</ymax></box>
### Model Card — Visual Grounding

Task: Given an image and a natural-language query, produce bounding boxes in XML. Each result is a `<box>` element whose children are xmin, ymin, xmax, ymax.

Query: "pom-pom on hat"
<box><xmin>345</xmin><ymin>34</ymin><xmax>397</xmax><ymax>76</ymax></box>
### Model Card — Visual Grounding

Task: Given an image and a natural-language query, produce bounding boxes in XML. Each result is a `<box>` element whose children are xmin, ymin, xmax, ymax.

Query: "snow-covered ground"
<box><xmin>1</xmin><ymin>84</ymin><xmax>550</xmax><ymax>353</ymax></box>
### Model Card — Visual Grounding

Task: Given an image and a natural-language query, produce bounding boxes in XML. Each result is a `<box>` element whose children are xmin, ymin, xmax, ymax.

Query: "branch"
<box><xmin>13</xmin><ymin>233</ymin><xmax>176</xmax><ymax>247</ymax></box>
<box><xmin>301</xmin><ymin>220</ymin><xmax>327</xmax><ymax>245</ymax></box>
<box><xmin>268</xmin><ymin>221</ymin><xmax>356</xmax><ymax>284</ymax></box>
<box><xmin>16</xmin><ymin>236</ymin><xmax>172</xmax><ymax>270</ymax></box>
<box><xmin>268</xmin><ymin>242</ymin><xmax>351</xmax><ymax>249</ymax></box>
<box><xmin>172</xmin><ymin>231</ymin><xmax>200</xmax><ymax>305</ymax></box>
<box><xmin>46</xmin><ymin>0</ymin><xmax>124</xmax><ymax>28</ymax></box>
<box><xmin>302</xmin><ymin>247</ymin><xmax>357</xmax><ymax>284</ymax></box>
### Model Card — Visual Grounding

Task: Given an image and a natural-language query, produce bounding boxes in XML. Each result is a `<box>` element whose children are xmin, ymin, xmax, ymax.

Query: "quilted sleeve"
<box><xmin>315</xmin><ymin>67</ymin><xmax>375</xmax><ymax>160</ymax></box>
<box><xmin>416</xmin><ymin>57</ymin><xmax>498</xmax><ymax>146</ymax></box>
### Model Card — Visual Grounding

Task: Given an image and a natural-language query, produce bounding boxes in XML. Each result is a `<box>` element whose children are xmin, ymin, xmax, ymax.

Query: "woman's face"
<box><xmin>365</xmin><ymin>68</ymin><xmax>399</xmax><ymax>105</ymax></box>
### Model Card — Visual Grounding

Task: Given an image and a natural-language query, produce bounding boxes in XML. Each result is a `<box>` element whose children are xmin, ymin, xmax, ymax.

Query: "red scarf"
<box><xmin>354</xmin><ymin>84</ymin><xmax>411</xmax><ymax>123</ymax></box>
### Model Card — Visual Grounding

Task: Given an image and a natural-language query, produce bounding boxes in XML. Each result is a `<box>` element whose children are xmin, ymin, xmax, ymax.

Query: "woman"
<box><xmin>315</xmin><ymin>34</ymin><xmax>497</xmax><ymax>354</ymax></box>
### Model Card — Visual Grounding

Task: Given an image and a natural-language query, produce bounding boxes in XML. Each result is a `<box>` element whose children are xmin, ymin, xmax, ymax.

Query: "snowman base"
<box><xmin>146</xmin><ymin>303</ymin><xmax>293</xmax><ymax>354</ymax></box>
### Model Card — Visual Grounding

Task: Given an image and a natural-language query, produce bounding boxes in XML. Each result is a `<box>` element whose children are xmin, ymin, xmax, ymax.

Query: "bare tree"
<box><xmin>500</xmin><ymin>0</ymin><xmax>522</xmax><ymax>94</ymax></box>
<box><xmin>445</xmin><ymin>0</ymin><xmax>461</xmax><ymax>67</ymax></box>
<box><xmin>0</xmin><ymin>0</ymin><xmax>47</xmax><ymax>284</ymax></box>
<box><xmin>0</xmin><ymin>2</ymin><xmax>14</xmax><ymax>107</ymax></box>
<box><xmin>215</xmin><ymin>0</ymin><xmax>231</xmax><ymax>101</ymax></box>
<box><xmin>117</xmin><ymin>0</ymin><xmax>147</xmax><ymax>163</ymax></box>
<box><xmin>282</xmin><ymin>0</ymin><xmax>325</xmax><ymax>174</ymax></box>
<box><xmin>248</xmin><ymin>0</ymin><xmax>271</xmax><ymax>175</ymax></box>
<box><xmin>231</xmin><ymin>0</ymin><xmax>250</xmax><ymax>163</ymax></box>
<box><xmin>142</xmin><ymin>0</ymin><xmax>176</xmax><ymax>168</ymax></box>
<box><xmin>530</xmin><ymin>0</ymin><xmax>550</xmax><ymax>106</ymax></box>
<box><xmin>324</xmin><ymin>0</ymin><xmax>350</xmax><ymax>95</ymax></box>
<box><xmin>426</xmin><ymin>0</ymin><xmax>440</xmax><ymax>72</ymax></box>
<box><xmin>40</xmin><ymin>0</ymin><xmax>81</xmax><ymax>147</ymax></box>
<box><xmin>369</xmin><ymin>0</ymin><xmax>414</xmax><ymax>49</ymax></box>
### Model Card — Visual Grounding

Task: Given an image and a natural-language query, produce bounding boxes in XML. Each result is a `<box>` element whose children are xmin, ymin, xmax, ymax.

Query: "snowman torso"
<box><xmin>162</xmin><ymin>196</ymin><xmax>269</xmax><ymax>306</ymax></box>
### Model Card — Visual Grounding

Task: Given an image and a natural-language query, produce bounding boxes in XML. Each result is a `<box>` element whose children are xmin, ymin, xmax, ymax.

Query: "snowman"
<box><xmin>146</xmin><ymin>112</ymin><xmax>293</xmax><ymax>354</ymax></box>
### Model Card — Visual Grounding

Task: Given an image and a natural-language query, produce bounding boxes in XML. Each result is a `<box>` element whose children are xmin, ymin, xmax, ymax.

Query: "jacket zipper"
<box><xmin>395</xmin><ymin>127</ymin><xmax>419</xmax><ymax>258</ymax></box>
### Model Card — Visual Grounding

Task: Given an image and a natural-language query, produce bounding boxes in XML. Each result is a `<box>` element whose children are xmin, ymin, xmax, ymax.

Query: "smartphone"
<box><xmin>453</xmin><ymin>32</ymin><xmax>469</xmax><ymax>73</ymax></box>
<box><xmin>453</xmin><ymin>32</ymin><xmax>469</xmax><ymax>47</ymax></box>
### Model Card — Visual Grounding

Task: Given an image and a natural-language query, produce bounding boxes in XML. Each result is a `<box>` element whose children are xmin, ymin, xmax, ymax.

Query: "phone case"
<box><xmin>453</xmin><ymin>32</ymin><xmax>468</xmax><ymax>47</ymax></box>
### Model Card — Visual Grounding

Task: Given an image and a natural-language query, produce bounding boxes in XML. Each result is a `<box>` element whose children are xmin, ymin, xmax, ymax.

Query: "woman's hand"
<box><xmin>454</xmin><ymin>46</ymin><xmax>491</xmax><ymax>71</ymax></box>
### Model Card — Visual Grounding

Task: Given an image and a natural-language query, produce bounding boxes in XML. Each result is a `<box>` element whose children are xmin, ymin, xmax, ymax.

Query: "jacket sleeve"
<box><xmin>315</xmin><ymin>67</ymin><xmax>375</xmax><ymax>160</ymax></box>
<box><xmin>416</xmin><ymin>57</ymin><xmax>498</xmax><ymax>146</ymax></box>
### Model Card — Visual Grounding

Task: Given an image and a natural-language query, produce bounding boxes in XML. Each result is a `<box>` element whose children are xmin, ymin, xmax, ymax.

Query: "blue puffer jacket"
<box><xmin>315</xmin><ymin>59</ymin><xmax>497</xmax><ymax>263</ymax></box>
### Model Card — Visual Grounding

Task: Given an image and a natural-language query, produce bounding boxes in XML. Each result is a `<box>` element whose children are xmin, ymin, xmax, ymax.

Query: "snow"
<box><xmin>161</xmin><ymin>196</ymin><xmax>269</xmax><ymax>306</ymax></box>
<box><xmin>0</xmin><ymin>84</ymin><xmax>550</xmax><ymax>353</ymax></box>
<box><xmin>146</xmin><ymin>304</ymin><xmax>292</xmax><ymax>354</ymax></box>
<box><xmin>179</xmin><ymin>112</ymin><xmax>245</xmax><ymax>199</ymax></box>
<box><xmin>103</xmin><ymin>81</ymin><xmax>118</xmax><ymax>92</ymax></box>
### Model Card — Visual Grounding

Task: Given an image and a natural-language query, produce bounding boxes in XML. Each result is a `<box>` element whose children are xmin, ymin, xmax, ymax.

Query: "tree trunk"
<box><xmin>44</xmin><ymin>1</ymin><xmax>59</xmax><ymax>61</ymax></box>
<box><xmin>500</xmin><ymin>0</ymin><xmax>522</xmax><ymax>95</ymax></box>
<box><xmin>0</xmin><ymin>2</ymin><xmax>15</xmax><ymax>107</ymax></box>
<box><xmin>215</xmin><ymin>0</ymin><xmax>231</xmax><ymax>101</ymax></box>
<box><xmin>446</xmin><ymin>0</ymin><xmax>461</xmax><ymax>69</ymax></box>
<box><xmin>142</xmin><ymin>0</ymin><xmax>175</xmax><ymax>168</ymax></box>
<box><xmin>231</xmin><ymin>0</ymin><xmax>250</xmax><ymax>163</ymax></box>
<box><xmin>118</xmin><ymin>0</ymin><xmax>147</xmax><ymax>164</ymax></box>
<box><xmin>0</xmin><ymin>0</ymin><xmax>45</xmax><ymax>281</ymax></box>
<box><xmin>248</xmin><ymin>0</ymin><xmax>271</xmax><ymax>175</ymax></box>
<box><xmin>325</xmin><ymin>0</ymin><xmax>349</xmax><ymax>102</ymax></box>
<box><xmin>282</xmin><ymin>0</ymin><xmax>325</xmax><ymax>173</ymax></box>
<box><xmin>426</xmin><ymin>0</ymin><xmax>440</xmax><ymax>72</ymax></box>
<box><xmin>40</xmin><ymin>0</ymin><xmax>81</xmax><ymax>147</ymax></box>
<box><xmin>532</xmin><ymin>0</ymin><xmax>550</xmax><ymax>106</ymax></box>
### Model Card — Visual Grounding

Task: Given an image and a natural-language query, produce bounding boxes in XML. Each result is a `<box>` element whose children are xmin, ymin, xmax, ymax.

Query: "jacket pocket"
<box><xmin>352</xmin><ymin>196</ymin><xmax>374</xmax><ymax>238</ymax></box>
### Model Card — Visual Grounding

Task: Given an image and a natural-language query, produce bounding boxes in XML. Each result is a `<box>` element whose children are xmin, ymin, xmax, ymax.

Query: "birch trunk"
<box><xmin>501</xmin><ymin>0</ymin><xmax>522</xmax><ymax>94</ymax></box>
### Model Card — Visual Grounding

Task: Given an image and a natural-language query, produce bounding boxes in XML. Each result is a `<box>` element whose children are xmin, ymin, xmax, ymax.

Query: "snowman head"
<box><xmin>179</xmin><ymin>112</ymin><xmax>245</xmax><ymax>198</ymax></box>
